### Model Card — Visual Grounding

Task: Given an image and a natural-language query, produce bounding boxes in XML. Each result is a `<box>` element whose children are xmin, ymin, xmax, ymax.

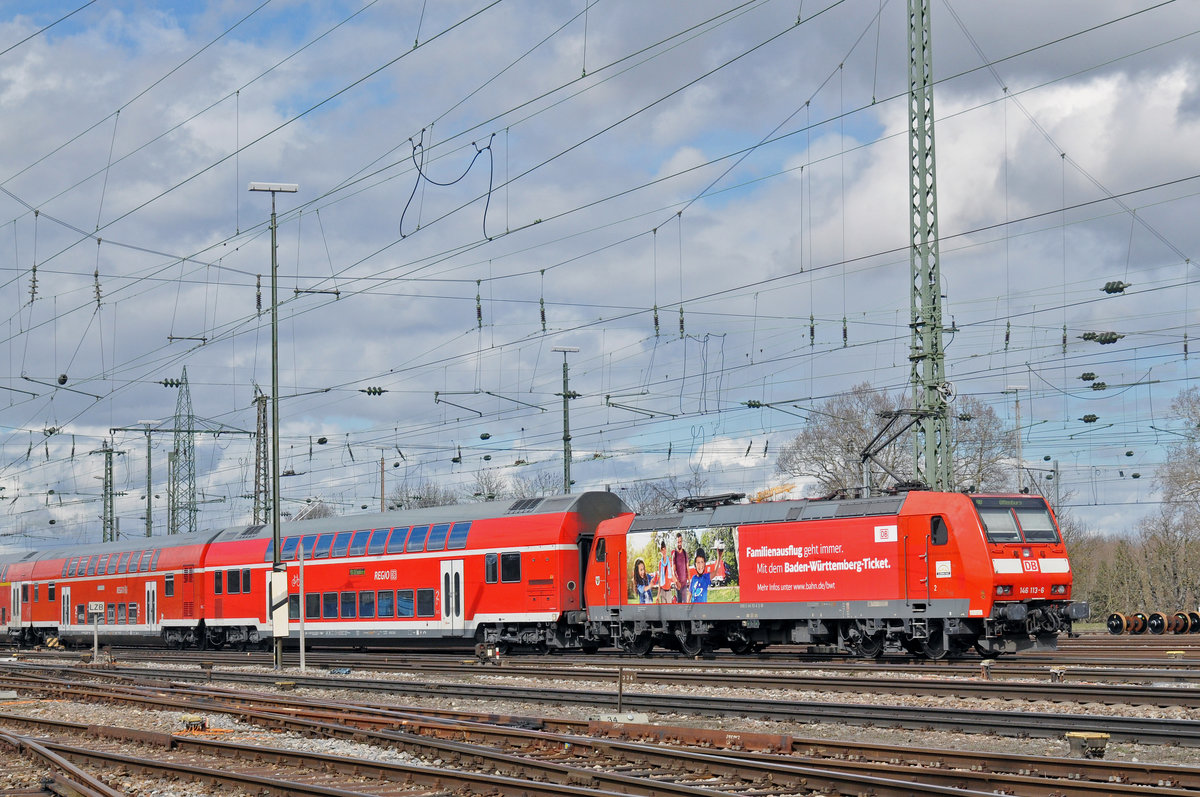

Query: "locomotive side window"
<box><xmin>313</xmin><ymin>534</ymin><xmax>334</xmax><ymax>559</ymax></box>
<box><xmin>322</xmin><ymin>592</ymin><xmax>338</xmax><ymax>618</ymax></box>
<box><xmin>415</xmin><ymin>588</ymin><xmax>435</xmax><ymax>617</ymax></box>
<box><xmin>930</xmin><ymin>516</ymin><xmax>948</xmax><ymax>546</ymax></box>
<box><xmin>396</xmin><ymin>589</ymin><xmax>414</xmax><ymax>618</ymax></box>
<box><xmin>332</xmin><ymin>532</ymin><xmax>353</xmax><ymax>557</ymax></box>
<box><xmin>594</xmin><ymin>538</ymin><xmax>607</xmax><ymax>562</ymax></box>
<box><xmin>305</xmin><ymin>593</ymin><xmax>320</xmax><ymax>619</ymax></box>
<box><xmin>446</xmin><ymin>521</ymin><xmax>471</xmax><ymax>550</ymax></box>
<box><xmin>227</xmin><ymin>571</ymin><xmax>240</xmax><ymax>594</ymax></box>
<box><xmin>484</xmin><ymin>553</ymin><xmax>498</xmax><ymax>583</ymax></box>
<box><xmin>1015</xmin><ymin>507</ymin><xmax>1059</xmax><ymax>543</ymax></box>
<box><xmin>367</xmin><ymin>529</ymin><xmax>388</xmax><ymax>556</ymax></box>
<box><xmin>214</xmin><ymin>573</ymin><xmax>223</xmax><ymax>594</ymax></box>
<box><xmin>348</xmin><ymin>530</ymin><xmax>371</xmax><ymax>557</ymax></box>
<box><xmin>377</xmin><ymin>590</ymin><xmax>394</xmax><ymax>617</ymax></box>
<box><xmin>164</xmin><ymin>575</ymin><xmax>175</xmax><ymax>597</ymax></box>
<box><xmin>406</xmin><ymin>525</ymin><xmax>430</xmax><ymax>553</ymax></box>
<box><xmin>426</xmin><ymin>523</ymin><xmax>451</xmax><ymax>552</ymax></box>
<box><xmin>340</xmin><ymin>592</ymin><xmax>356</xmax><ymax>618</ymax></box>
<box><xmin>242</xmin><ymin>569</ymin><xmax>251</xmax><ymax>593</ymax></box>
<box><xmin>500</xmin><ymin>552</ymin><xmax>521</xmax><ymax>583</ymax></box>
<box><xmin>359</xmin><ymin>590</ymin><xmax>375</xmax><ymax>618</ymax></box>
<box><xmin>386</xmin><ymin>527</ymin><xmax>410</xmax><ymax>554</ymax></box>
<box><xmin>978</xmin><ymin>508</ymin><xmax>1021</xmax><ymax>543</ymax></box>
<box><xmin>280</xmin><ymin>537</ymin><xmax>300</xmax><ymax>561</ymax></box>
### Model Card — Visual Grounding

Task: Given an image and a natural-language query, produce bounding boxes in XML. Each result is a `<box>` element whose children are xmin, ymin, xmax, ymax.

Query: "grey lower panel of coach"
<box><xmin>591</xmin><ymin>599</ymin><xmax>972</xmax><ymax>624</ymax></box>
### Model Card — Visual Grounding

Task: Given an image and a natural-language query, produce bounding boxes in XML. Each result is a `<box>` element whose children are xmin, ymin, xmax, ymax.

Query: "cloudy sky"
<box><xmin>0</xmin><ymin>0</ymin><xmax>1196</xmax><ymax>548</ymax></box>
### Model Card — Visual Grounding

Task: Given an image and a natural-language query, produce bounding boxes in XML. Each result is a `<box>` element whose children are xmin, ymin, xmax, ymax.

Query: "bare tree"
<box><xmin>291</xmin><ymin>498</ymin><xmax>337</xmax><ymax>520</ymax></box>
<box><xmin>389</xmin><ymin>477</ymin><xmax>458</xmax><ymax>510</ymax></box>
<box><xmin>509</xmin><ymin>470</ymin><xmax>561</xmax><ymax>499</ymax></box>
<box><xmin>949</xmin><ymin>395</ymin><xmax>1012</xmax><ymax>493</ymax></box>
<box><xmin>775</xmin><ymin>383</ymin><xmax>915</xmax><ymax>496</ymax></box>
<box><xmin>1158</xmin><ymin>387</ymin><xmax>1200</xmax><ymax>507</ymax></box>
<box><xmin>467</xmin><ymin>469</ymin><xmax>510</xmax><ymax>502</ymax></box>
<box><xmin>620</xmin><ymin>473</ymin><xmax>708</xmax><ymax>514</ymax></box>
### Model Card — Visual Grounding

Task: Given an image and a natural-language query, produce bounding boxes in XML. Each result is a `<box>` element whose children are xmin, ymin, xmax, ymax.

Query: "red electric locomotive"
<box><xmin>583</xmin><ymin>490</ymin><xmax>1087</xmax><ymax>658</ymax></box>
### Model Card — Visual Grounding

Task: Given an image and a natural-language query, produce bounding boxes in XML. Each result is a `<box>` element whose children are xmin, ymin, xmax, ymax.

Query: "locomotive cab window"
<box><xmin>500</xmin><ymin>552</ymin><xmax>521</xmax><ymax>583</ymax></box>
<box><xmin>594</xmin><ymin>538</ymin><xmax>606</xmax><ymax>562</ymax></box>
<box><xmin>977</xmin><ymin>507</ymin><xmax>1021</xmax><ymax>543</ymax></box>
<box><xmin>1015</xmin><ymin>507</ymin><xmax>1059</xmax><ymax>543</ymax></box>
<box><xmin>484</xmin><ymin>553</ymin><xmax>498</xmax><ymax>583</ymax></box>
<box><xmin>930</xmin><ymin>516</ymin><xmax>948</xmax><ymax>546</ymax></box>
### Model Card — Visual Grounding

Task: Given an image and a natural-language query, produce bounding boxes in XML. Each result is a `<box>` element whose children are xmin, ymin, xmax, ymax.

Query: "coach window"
<box><xmin>484</xmin><ymin>553</ymin><xmax>498</xmax><ymax>584</ymax></box>
<box><xmin>20</xmin><ymin>585</ymin><xmax>27</xmax><ymax>603</ymax></box>
<box><xmin>280</xmin><ymin>537</ymin><xmax>299</xmax><ymax>562</ymax></box>
<box><xmin>116</xmin><ymin>552</ymin><xmax>130</xmax><ymax>574</ymax></box>
<box><xmin>500</xmin><ymin>552</ymin><xmax>522</xmax><ymax>583</ymax></box>
<box><xmin>150</xmin><ymin>550</ymin><xmax>162</xmax><ymax>570</ymax></box>
<box><xmin>396</xmin><ymin>589</ymin><xmax>415</xmax><ymax>618</ymax></box>
<box><xmin>288</xmin><ymin>594</ymin><xmax>300</xmax><ymax>620</ymax></box>
<box><xmin>359</xmin><ymin>590</ymin><xmax>375</xmax><ymax>619</ymax></box>
<box><xmin>415</xmin><ymin>588</ymin><xmax>435</xmax><ymax>618</ymax></box>
<box><xmin>33</xmin><ymin>584</ymin><xmax>38</xmax><ymax>602</ymax></box>
<box><xmin>301</xmin><ymin>535</ymin><xmax>318</xmax><ymax>560</ymax></box>
<box><xmin>117</xmin><ymin>603</ymin><xmax>126</xmax><ymax>624</ymax></box>
<box><xmin>242</xmin><ymin>569</ymin><xmax>251</xmax><ymax>593</ymax></box>
<box><xmin>61</xmin><ymin>560</ymin><xmax>70</xmax><ymax>578</ymax></box>
<box><xmin>128</xmin><ymin>603</ymin><xmax>138</xmax><ymax>624</ymax></box>
<box><xmin>594</xmin><ymin>538</ymin><xmax>606</xmax><ymax>563</ymax></box>
<box><xmin>227</xmin><ymin>570</ymin><xmax>240</xmax><ymax>594</ymax></box>
<box><xmin>164</xmin><ymin>574</ymin><xmax>175</xmax><ymax>597</ymax></box>
<box><xmin>367</xmin><ymin>529</ymin><xmax>388</xmax><ymax>556</ymax></box>
<box><xmin>107</xmin><ymin>556</ymin><xmax>119</xmax><ymax>575</ymax></box>
<box><xmin>386</xmin><ymin>527</ymin><xmax>410</xmax><ymax>554</ymax></box>
<box><xmin>106</xmin><ymin>603</ymin><xmax>115</xmax><ymax>623</ymax></box>
<box><xmin>97</xmin><ymin>555</ymin><xmax>110</xmax><ymax>575</ymax></box>
<box><xmin>75</xmin><ymin>605</ymin><xmax>85</xmax><ymax>624</ymax></box>
<box><xmin>67</xmin><ymin>559</ymin><xmax>78</xmax><ymax>577</ymax></box>
<box><xmin>930</xmin><ymin>516</ymin><xmax>948</xmax><ymax>546</ymax></box>
<box><xmin>322</xmin><ymin>592</ymin><xmax>338</xmax><ymax>619</ymax></box>
<box><xmin>48</xmin><ymin>583</ymin><xmax>55</xmax><ymax>602</ymax></box>
<box><xmin>426</xmin><ymin>523</ymin><xmax>451</xmax><ymax>552</ymax></box>
<box><xmin>446</xmin><ymin>521</ymin><xmax>471</xmax><ymax>550</ymax></box>
<box><xmin>349</xmin><ymin>530</ymin><xmax>371</xmax><ymax>557</ymax></box>
<box><xmin>214</xmin><ymin>572</ymin><xmax>223</xmax><ymax>594</ymax></box>
<box><xmin>406</xmin><ymin>525</ymin><xmax>429</xmax><ymax>553</ymax></box>
<box><xmin>140</xmin><ymin>551</ymin><xmax>153</xmax><ymax>572</ymax></box>
<box><xmin>305</xmin><ymin>593</ymin><xmax>320</xmax><ymax>620</ymax></box>
<box><xmin>86</xmin><ymin>557</ymin><xmax>97</xmax><ymax>576</ymax></box>
<box><xmin>341</xmin><ymin>591</ymin><xmax>356</xmax><ymax>618</ymax></box>
<box><xmin>332</xmin><ymin>531</ymin><xmax>353</xmax><ymax>557</ymax></box>
<box><xmin>127</xmin><ymin>552</ymin><xmax>142</xmax><ymax>573</ymax></box>
<box><xmin>313</xmin><ymin>534</ymin><xmax>334</xmax><ymax>559</ymax></box>
<box><xmin>376</xmin><ymin>590</ymin><xmax>394</xmax><ymax>618</ymax></box>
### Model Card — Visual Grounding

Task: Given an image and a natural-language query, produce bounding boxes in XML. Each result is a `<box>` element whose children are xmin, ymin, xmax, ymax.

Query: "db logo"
<box><xmin>1022</xmin><ymin>560</ymin><xmax>1039</xmax><ymax>572</ymax></box>
<box><xmin>874</xmin><ymin>524</ymin><xmax>897</xmax><ymax>543</ymax></box>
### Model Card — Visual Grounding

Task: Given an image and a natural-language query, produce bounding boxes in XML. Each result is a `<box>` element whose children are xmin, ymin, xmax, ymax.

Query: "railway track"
<box><xmin>1</xmin><ymin>664</ymin><xmax>1198</xmax><ymax>796</ymax></box>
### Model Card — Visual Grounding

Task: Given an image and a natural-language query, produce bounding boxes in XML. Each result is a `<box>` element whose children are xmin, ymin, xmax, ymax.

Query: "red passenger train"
<box><xmin>0</xmin><ymin>489</ymin><xmax>1086</xmax><ymax>658</ymax></box>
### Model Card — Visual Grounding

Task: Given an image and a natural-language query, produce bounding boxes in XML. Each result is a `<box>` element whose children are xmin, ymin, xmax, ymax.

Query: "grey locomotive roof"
<box><xmin>0</xmin><ymin>491</ymin><xmax>630</xmax><ymax>567</ymax></box>
<box><xmin>629</xmin><ymin>494</ymin><xmax>909</xmax><ymax>532</ymax></box>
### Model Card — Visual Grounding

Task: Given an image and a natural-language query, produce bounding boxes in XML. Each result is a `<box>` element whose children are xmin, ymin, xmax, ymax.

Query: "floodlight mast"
<box><xmin>249</xmin><ymin>181</ymin><xmax>299</xmax><ymax>671</ymax></box>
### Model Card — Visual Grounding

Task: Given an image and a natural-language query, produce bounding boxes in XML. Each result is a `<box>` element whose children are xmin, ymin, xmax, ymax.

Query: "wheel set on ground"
<box><xmin>1108</xmin><ymin>610</ymin><xmax>1200</xmax><ymax>635</ymax></box>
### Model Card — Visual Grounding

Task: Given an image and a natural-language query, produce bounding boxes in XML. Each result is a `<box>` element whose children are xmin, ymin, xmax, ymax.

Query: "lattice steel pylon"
<box><xmin>168</xmin><ymin>367</ymin><xmax>197</xmax><ymax>535</ymax></box>
<box><xmin>253</xmin><ymin>392</ymin><xmax>269</xmax><ymax>524</ymax></box>
<box><xmin>91</xmin><ymin>440</ymin><xmax>124</xmax><ymax>542</ymax></box>
<box><xmin>908</xmin><ymin>0</ymin><xmax>952</xmax><ymax>491</ymax></box>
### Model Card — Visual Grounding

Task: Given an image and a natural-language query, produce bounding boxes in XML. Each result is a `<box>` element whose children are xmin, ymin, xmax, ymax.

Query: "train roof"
<box><xmin>0</xmin><ymin>491</ymin><xmax>630</xmax><ymax>566</ymax></box>
<box><xmin>629</xmin><ymin>494</ymin><xmax>911</xmax><ymax>532</ymax></box>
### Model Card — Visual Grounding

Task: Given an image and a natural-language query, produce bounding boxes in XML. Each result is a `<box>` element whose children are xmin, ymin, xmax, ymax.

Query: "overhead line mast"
<box><xmin>908</xmin><ymin>0</ymin><xmax>952</xmax><ymax>491</ymax></box>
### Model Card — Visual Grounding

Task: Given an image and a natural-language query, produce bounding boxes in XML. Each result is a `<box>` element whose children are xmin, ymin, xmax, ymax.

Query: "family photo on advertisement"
<box><xmin>627</xmin><ymin>527</ymin><xmax>740</xmax><ymax>604</ymax></box>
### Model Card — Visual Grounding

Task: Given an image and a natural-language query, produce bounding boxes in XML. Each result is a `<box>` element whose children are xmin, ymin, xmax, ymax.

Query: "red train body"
<box><xmin>0</xmin><ymin>489</ymin><xmax>1086</xmax><ymax>658</ymax></box>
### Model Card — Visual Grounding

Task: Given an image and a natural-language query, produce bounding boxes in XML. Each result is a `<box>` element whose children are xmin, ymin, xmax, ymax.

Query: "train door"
<box><xmin>60</xmin><ymin>586</ymin><xmax>71</xmax><ymax>627</ymax></box>
<box><xmin>440</xmin><ymin>560</ymin><xmax>463</xmax><ymax>635</ymax></box>
<box><xmin>145</xmin><ymin>582</ymin><xmax>158</xmax><ymax>632</ymax></box>
<box><xmin>903</xmin><ymin>518</ymin><xmax>930</xmax><ymax>606</ymax></box>
<box><xmin>9</xmin><ymin>584</ymin><xmax>21</xmax><ymax>629</ymax></box>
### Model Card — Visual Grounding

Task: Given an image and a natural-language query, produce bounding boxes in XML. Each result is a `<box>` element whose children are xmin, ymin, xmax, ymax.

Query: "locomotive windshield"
<box><xmin>973</xmin><ymin>496</ymin><xmax>1061</xmax><ymax>544</ymax></box>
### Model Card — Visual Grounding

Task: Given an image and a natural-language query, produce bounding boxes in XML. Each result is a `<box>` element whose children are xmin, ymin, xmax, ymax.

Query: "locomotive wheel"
<box><xmin>855</xmin><ymin>633</ymin><xmax>886</xmax><ymax>659</ymax></box>
<box><xmin>1106</xmin><ymin>613</ymin><xmax>1128</xmax><ymax>635</ymax></box>
<box><xmin>729</xmin><ymin>638</ymin><xmax>755</xmax><ymax>655</ymax></box>
<box><xmin>1172</xmin><ymin>613</ymin><xmax>1190</xmax><ymax>634</ymax></box>
<box><xmin>1148</xmin><ymin>612</ymin><xmax>1168</xmax><ymax>635</ymax></box>
<box><xmin>673</xmin><ymin>626</ymin><xmax>703</xmax><ymax>657</ymax></box>
<box><xmin>623</xmin><ymin>632</ymin><xmax>653</xmax><ymax>657</ymax></box>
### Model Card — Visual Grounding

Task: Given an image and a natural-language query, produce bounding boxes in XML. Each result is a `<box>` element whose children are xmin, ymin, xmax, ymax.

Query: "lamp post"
<box><xmin>249</xmin><ymin>181</ymin><xmax>298</xmax><ymax>671</ymax></box>
<box><xmin>551</xmin><ymin>346</ymin><xmax>580</xmax><ymax>494</ymax></box>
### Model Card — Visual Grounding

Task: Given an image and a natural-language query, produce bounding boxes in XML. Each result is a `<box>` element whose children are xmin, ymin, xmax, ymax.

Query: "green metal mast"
<box><xmin>908</xmin><ymin>0</ymin><xmax>952</xmax><ymax>490</ymax></box>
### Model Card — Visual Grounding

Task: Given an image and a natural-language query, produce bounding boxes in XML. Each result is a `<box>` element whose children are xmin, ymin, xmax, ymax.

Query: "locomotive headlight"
<box><xmin>995</xmin><ymin>585</ymin><xmax>1013</xmax><ymax>596</ymax></box>
<box><xmin>1051</xmin><ymin>584</ymin><xmax>1067</xmax><ymax>595</ymax></box>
